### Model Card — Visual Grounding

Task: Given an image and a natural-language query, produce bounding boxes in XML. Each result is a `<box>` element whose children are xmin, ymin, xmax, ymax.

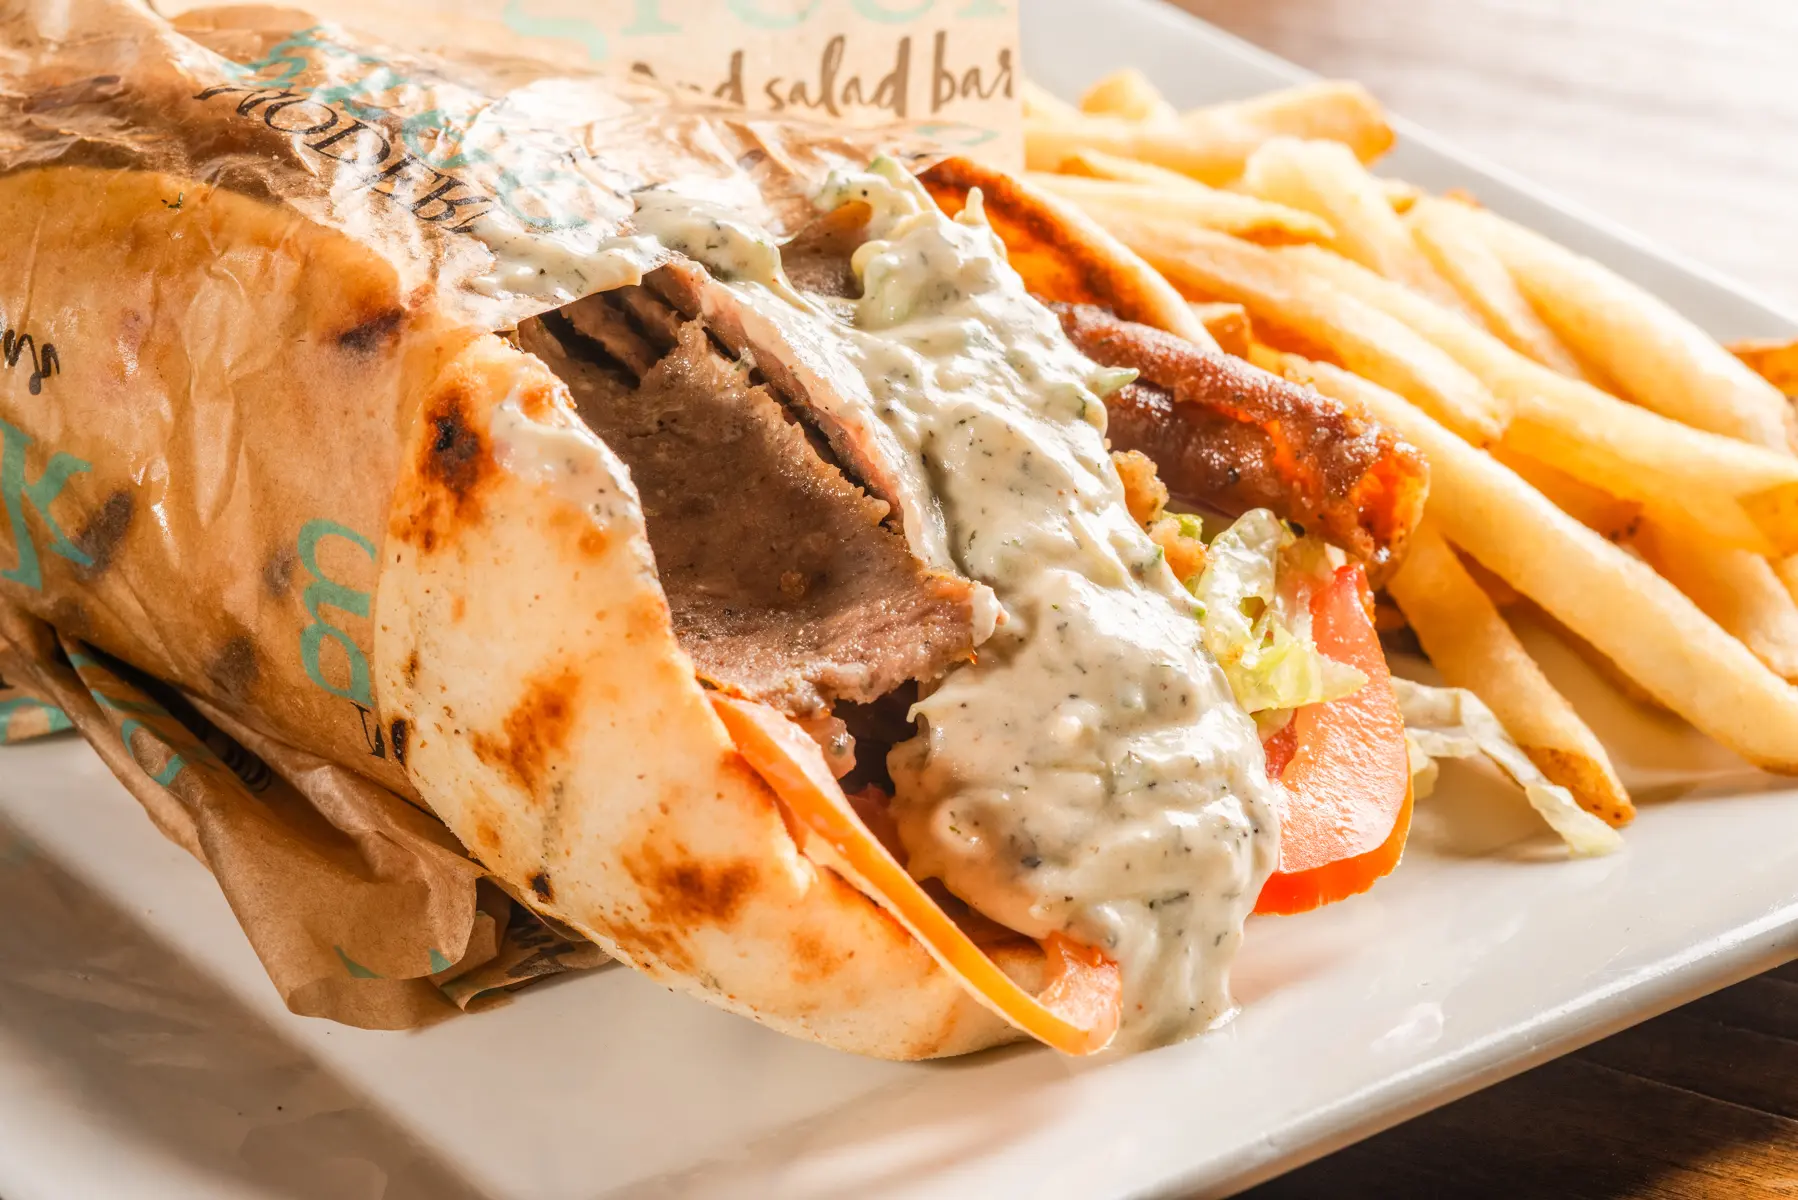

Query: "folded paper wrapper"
<box><xmin>0</xmin><ymin>0</ymin><xmax>943</xmax><ymax>1028</ymax></box>
<box><xmin>154</xmin><ymin>0</ymin><xmax>1026</xmax><ymax>163</ymax></box>
<box><xmin>0</xmin><ymin>619</ymin><xmax>611</xmax><ymax>1025</ymax></box>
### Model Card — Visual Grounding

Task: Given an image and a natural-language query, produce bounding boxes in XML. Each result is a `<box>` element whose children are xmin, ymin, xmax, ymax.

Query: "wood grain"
<box><xmin>1172</xmin><ymin>0</ymin><xmax>1798</xmax><ymax>314</ymax></box>
<box><xmin>1241</xmin><ymin>962</ymin><xmax>1798</xmax><ymax>1197</ymax></box>
<box><xmin>1161</xmin><ymin>4</ymin><xmax>1798</xmax><ymax>1195</ymax></box>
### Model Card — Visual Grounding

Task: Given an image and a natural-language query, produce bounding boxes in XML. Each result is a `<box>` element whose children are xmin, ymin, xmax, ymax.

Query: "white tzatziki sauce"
<box><xmin>631</xmin><ymin>160</ymin><xmax>1282</xmax><ymax>1048</ymax></box>
<box><xmin>631</xmin><ymin>190</ymin><xmax>789</xmax><ymax>289</ymax></box>
<box><xmin>467</xmin><ymin>220</ymin><xmax>664</xmax><ymax>305</ymax></box>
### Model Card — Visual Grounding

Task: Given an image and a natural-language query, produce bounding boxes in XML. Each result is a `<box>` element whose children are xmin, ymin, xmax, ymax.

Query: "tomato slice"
<box><xmin>1254</xmin><ymin>564</ymin><xmax>1414</xmax><ymax>916</ymax></box>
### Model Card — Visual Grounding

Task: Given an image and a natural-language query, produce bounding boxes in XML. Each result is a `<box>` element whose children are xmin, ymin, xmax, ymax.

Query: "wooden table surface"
<box><xmin>1167</xmin><ymin>2</ymin><xmax>1798</xmax><ymax>1196</ymax></box>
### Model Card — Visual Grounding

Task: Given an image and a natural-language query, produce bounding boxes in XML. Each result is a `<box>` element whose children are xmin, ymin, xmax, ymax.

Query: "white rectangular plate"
<box><xmin>2</xmin><ymin>3</ymin><xmax>1796</xmax><ymax>1197</ymax></box>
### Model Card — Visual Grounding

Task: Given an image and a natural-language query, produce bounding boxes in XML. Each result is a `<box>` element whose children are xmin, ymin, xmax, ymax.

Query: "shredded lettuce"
<box><xmin>1394</xmin><ymin>678</ymin><xmax>1622</xmax><ymax>857</ymax></box>
<box><xmin>1191</xmin><ymin>509</ymin><xmax>1367</xmax><ymax>713</ymax></box>
<box><xmin>1171</xmin><ymin>512</ymin><xmax>1208</xmax><ymax>542</ymax></box>
<box><xmin>1088</xmin><ymin>365</ymin><xmax>1139</xmax><ymax>398</ymax></box>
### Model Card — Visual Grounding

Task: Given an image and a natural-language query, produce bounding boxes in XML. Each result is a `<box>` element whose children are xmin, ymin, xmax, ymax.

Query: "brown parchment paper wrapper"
<box><xmin>156</xmin><ymin>0</ymin><xmax>1025</xmax><ymax>165</ymax></box>
<box><xmin>0</xmin><ymin>608</ymin><xmax>611</xmax><ymax>1024</ymax></box>
<box><xmin>0</xmin><ymin>0</ymin><xmax>924</xmax><ymax>1027</ymax></box>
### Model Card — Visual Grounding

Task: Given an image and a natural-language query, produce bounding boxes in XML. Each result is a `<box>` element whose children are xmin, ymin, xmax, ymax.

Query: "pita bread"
<box><xmin>0</xmin><ymin>156</ymin><xmax>1058</xmax><ymax>1056</ymax></box>
<box><xmin>374</xmin><ymin>327</ymin><xmax>1047</xmax><ymax>1058</ymax></box>
<box><xmin>921</xmin><ymin>157</ymin><xmax>1223</xmax><ymax>351</ymax></box>
<box><xmin>1</xmin><ymin>2</ymin><xmax>1293</xmax><ymax>1058</ymax></box>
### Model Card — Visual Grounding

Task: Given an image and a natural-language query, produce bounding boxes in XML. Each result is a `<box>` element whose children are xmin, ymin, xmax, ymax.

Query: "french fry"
<box><xmin>1466</xmin><ymin>207</ymin><xmax>1796</xmax><ymax>450</ymax></box>
<box><xmin>1095</xmin><ymin>212</ymin><xmax>1506</xmax><ymax>441</ymax></box>
<box><xmin>1278</xmin><ymin>244</ymin><xmax>1798</xmax><ymax>555</ymax></box>
<box><xmin>1390</xmin><ymin>446</ymin><xmax>1666</xmax><ymax>714</ymax></box>
<box><xmin>1730</xmin><ymin>337</ymin><xmax>1798</xmax><ymax>398</ymax></box>
<box><xmin>1022</xmin><ymin>79</ymin><xmax>1082</xmax><ymax>121</ymax></box>
<box><xmin>1026</xmin><ymin>81</ymin><xmax>1392</xmax><ymax>187</ymax></box>
<box><xmin>1027</xmin><ymin>114</ymin><xmax>1268</xmax><ymax>187</ymax></box>
<box><xmin>1457</xmin><ymin>549</ymin><xmax>1521</xmax><ymax>608</ymax></box>
<box><xmin>1493</xmin><ymin>451</ymin><xmax>1798</xmax><ymax>677</ymax></box>
<box><xmin>1027</xmin><ymin>172</ymin><xmax>1334</xmax><ymax>246</ymax></box>
<box><xmin>1779</xmin><ymin>555</ymin><xmax>1798</xmax><ymax>608</ymax></box>
<box><xmin>1381</xmin><ymin>177</ymin><xmax>1423</xmax><ymax>214</ymax></box>
<box><xmin>1237</xmin><ymin>138</ymin><xmax>1470</xmax><ymax>313</ymax></box>
<box><xmin>1189</xmin><ymin>81</ymin><xmax>1395</xmax><ymax>164</ymax></box>
<box><xmin>1407</xmin><ymin>196</ymin><xmax>1595</xmax><ymax>380</ymax></box>
<box><xmin>1266</xmin><ymin>353</ymin><xmax>1798</xmax><ymax>772</ymax></box>
<box><xmin>1389</xmin><ymin>524</ymin><xmax>1634</xmax><ymax>826</ymax></box>
<box><xmin>1243</xmin><ymin>342</ymin><xmax>1283</xmax><ymax>372</ymax></box>
<box><xmin>1514</xmin><ymin>598</ymin><xmax>1675</xmax><ymax>716</ymax></box>
<box><xmin>1079</xmin><ymin>68</ymin><xmax>1178</xmax><ymax>123</ymax></box>
<box><xmin>1190</xmin><ymin>302</ymin><xmax>1253</xmax><ymax>359</ymax></box>
<box><xmin>1633</xmin><ymin>525</ymin><xmax>1798</xmax><ymax>681</ymax></box>
<box><xmin>1050</xmin><ymin>147</ymin><xmax>1215</xmax><ymax>190</ymax></box>
<box><xmin>1492</xmin><ymin>449</ymin><xmax>1644</xmax><ymax>544</ymax></box>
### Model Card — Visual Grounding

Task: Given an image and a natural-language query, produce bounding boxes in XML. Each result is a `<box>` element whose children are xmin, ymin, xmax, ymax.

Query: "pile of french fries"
<box><xmin>1026</xmin><ymin>69</ymin><xmax>1798</xmax><ymax>829</ymax></box>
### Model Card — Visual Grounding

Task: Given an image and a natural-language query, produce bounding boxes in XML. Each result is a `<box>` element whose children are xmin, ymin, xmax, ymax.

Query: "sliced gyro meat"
<box><xmin>561</xmin><ymin>292</ymin><xmax>662</xmax><ymax>379</ymax></box>
<box><xmin>643</xmin><ymin>258</ymin><xmax>960</xmax><ymax>572</ymax></box>
<box><xmin>517</xmin><ymin>315</ymin><xmax>983</xmax><ymax>717</ymax></box>
<box><xmin>611</xmin><ymin>284</ymin><xmax>686</xmax><ymax>351</ymax></box>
